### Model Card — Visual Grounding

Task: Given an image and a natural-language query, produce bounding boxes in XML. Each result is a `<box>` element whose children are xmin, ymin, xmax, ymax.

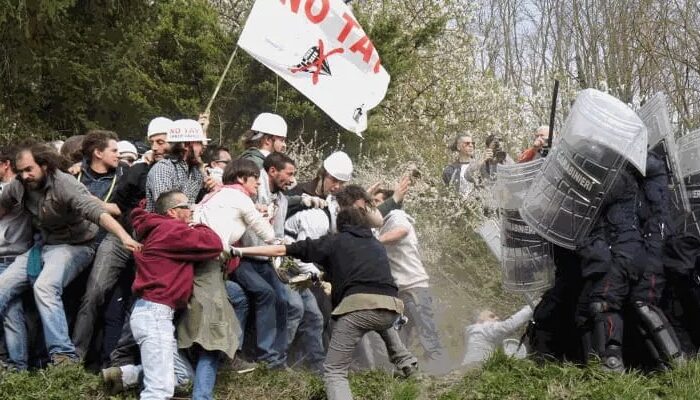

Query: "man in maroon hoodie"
<box><xmin>113</xmin><ymin>190</ymin><xmax>223</xmax><ymax>400</ymax></box>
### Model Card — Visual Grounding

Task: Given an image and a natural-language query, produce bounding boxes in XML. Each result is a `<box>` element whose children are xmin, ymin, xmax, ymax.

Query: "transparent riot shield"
<box><xmin>501</xmin><ymin>210</ymin><xmax>555</xmax><ymax>292</ymax></box>
<box><xmin>496</xmin><ymin>159</ymin><xmax>554</xmax><ymax>293</ymax></box>
<box><xmin>639</xmin><ymin>93</ymin><xmax>690</xmax><ymax>216</ymax></box>
<box><xmin>678</xmin><ymin>129</ymin><xmax>700</xmax><ymax>235</ymax></box>
<box><xmin>521</xmin><ymin>89</ymin><xmax>648</xmax><ymax>249</ymax></box>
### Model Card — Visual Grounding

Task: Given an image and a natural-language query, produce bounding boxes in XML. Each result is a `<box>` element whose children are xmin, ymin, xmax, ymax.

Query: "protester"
<box><xmin>72</xmin><ymin>117</ymin><xmax>173</xmax><ymax>362</ymax></box>
<box><xmin>118</xmin><ymin>141</ymin><xmax>139</xmax><ymax>166</ymax></box>
<box><xmin>235</xmin><ymin>153</ymin><xmax>296</xmax><ymax>369</ymax></box>
<box><xmin>0</xmin><ymin>142</ymin><xmax>140</xmax><ymax>365</ymax></box>
<box><xmin>462</xmin><ymin>306</ymin><xmax>533</xmax><ymax>367</ymax></box>
<box><xmin>180</xmin><ymin>158</ymin><xmax>277</xmax><ymax>398</ymax></box>
<box><xmin>60</xmin><ymin>134</ymin><xmax>85</xmax><ymax>165</ymax></box>
<box><xmin>103</xmin><ymin>190</ymin><xmax>222</xmax><ymax>399</ymax></box>
<box><xmin>373</xmin><ymin>189</ymin><xmax>450</xmax><ymax>374</ymax></box>
<box><xmin>204</xmin><ymin>146</ymin><xmax>232</xmax><ymax>183</ymax></box>
<box><xmin>0</xmin><ymin>146</ymin><xmax>32</xmax><ymax>371</ymax></box>
<box><xmin>145</xmin><ymin>118</ymin><xmax>211</xmax><ymax>212</ymax></box>
<box><xmin>240</xmin><ymin>112</ymin><xmax>288</xmax><ymax>169</ymax></box>
<box><xmin>77</xmin><ymin>130</ymin><xmax>124</xmax><ymax>226</ymax></box>
<box><xmin>231</xmin><ymin>192</ymin><xmax>419</xmax><ymax>400</ymax></box>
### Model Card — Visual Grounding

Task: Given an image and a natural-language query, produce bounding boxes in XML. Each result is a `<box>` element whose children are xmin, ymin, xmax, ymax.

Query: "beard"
<box><xmin>185</xmin><ymin>148</ymin><xmax>202</xmax><ymax>167</ymax></box>
<box><xmin>20</xmin><ymin>174</ymin><xmax>47</xmax><ymax>191</ymax></box>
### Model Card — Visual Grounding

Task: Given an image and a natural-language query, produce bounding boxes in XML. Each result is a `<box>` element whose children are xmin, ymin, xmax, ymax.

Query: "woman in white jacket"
<box><xmin>461</xmin><ymin>305</ymin><xmax>533</xmax><ymax>367</ymax></box>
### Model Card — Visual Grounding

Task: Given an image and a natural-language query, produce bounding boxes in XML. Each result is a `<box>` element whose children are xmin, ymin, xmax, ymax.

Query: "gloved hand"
<box><xmin>301</xmin><ymin>194</ymin><xmax>327</xmax><ymax>209</ymax></box>
<box><xmin>229</xmin><ymin>247</ymin><xmax>244</xmax><ymax>258</ymax></box>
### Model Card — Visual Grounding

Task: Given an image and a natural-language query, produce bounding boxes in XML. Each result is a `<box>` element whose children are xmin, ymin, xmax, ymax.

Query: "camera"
<box><xmin>489</xmin><ymin>136</ymin><xmax>507</xmax><ymax>164</ymax></box>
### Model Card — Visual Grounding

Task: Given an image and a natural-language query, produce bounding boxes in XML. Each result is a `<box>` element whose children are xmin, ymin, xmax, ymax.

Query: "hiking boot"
<box><xmin>50</xmin><ymin>353</ymin><xmax>79</xmax><ymax>367</ymax></box>
<box><xmin>601</xmin><ymin>356</ymin><xmax>624</xmax><ymax>373</ymax></box>
<box><xmin>230</xmin><ymin>356</ymin><xmax>257</xmax><ymax>374</ymax></box>
<box><xmin>101</xmin><ymin>366</ymin><xmax>125</xmax><ymax>395</ymax></box>
<box><xmin>394</xmin><ymin>362</ymin><xmax>420</xmax><ymax>379</ymax></box>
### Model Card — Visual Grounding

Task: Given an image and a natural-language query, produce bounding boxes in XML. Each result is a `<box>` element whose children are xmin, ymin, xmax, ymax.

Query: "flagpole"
<box><xmin>204</xmin><ymin>46</ymin><xmax>239</xmax><ymax>116</ymax></box>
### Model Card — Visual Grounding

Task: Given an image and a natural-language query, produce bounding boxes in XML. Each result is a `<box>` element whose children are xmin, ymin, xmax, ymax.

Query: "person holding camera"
<box><xmin>462</xmin><ymin>134</ymin><xmax>514</xmax><ymax>188</ymax></box>
<box><xmin>518</xmin><ymin>125</ymin><xmax>553</xmax><ymax>163</ymax></box>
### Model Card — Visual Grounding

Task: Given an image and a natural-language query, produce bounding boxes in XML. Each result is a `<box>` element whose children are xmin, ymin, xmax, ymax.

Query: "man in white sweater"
<box><xmin>374</xmin><ymin>189</ymin><xmax>449</xmax><ymax>375</ymax></box>
<box><xmin>461</xmin><ymin>305</ymin><xmax>532</xmax><ymax>367</ymax></box>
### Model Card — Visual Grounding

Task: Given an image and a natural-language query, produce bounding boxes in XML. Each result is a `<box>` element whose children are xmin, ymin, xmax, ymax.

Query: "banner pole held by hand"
<box><xmin>204</xmin><ymin>46</ymin><xmax>239</xmax><ymax>116</ymax></box>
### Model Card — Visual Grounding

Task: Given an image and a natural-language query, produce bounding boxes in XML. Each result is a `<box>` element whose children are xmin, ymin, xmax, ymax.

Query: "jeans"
<box><xmin>130</xmin><ymin>298</ymin><xmax>182</xmax><ymax>400</ymax></box>
<box><xmin>324</xmin><ymin>309</ymin><xmax>417</xmax><ymax>400</ymax></box>
<box><xmin>0</xmin><ymin>244</ymin><xmax>94</xmax><ymax>358</ymax></box>
<box><xmin>232</xmin><ymin>259</ymin><xmax>289</xmax><ymax>366</ymax></box>
<box><xmin>73</xmin><ymin>232</ymin><xmax>132</xmax><ymax>358</ymax></box>
<box><xmin>0</xmin><ymin>260</ymin><xmax>27</xmax><ymax>370</ymax></box>
<box><xmin>193</xmin><ymin>349</ymin><xmax>220</xmax><ymax>400</ymax></box>
<box><xmin>287</xmin><ymin>288</ymin><xmax>325</xmax><ymax>372</ymax></box>
<box><xmin>101</xmin><ymin>271</ymin><xmax>133</xmax><ymax>364</ymax></box>
<box><xmin>225</xmin><ymin>280</ymin><xmax>249</xmax><ymax>349</ymax></box>
<box><xmin>398</xmin><ymin>287</ymin><xmax>448</xmax><ymax>373</ymax></box>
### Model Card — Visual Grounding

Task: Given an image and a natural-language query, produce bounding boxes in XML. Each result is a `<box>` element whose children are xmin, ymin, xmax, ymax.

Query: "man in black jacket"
<box><xmin>233</xmin><ymin>186</ymin><xmax>418</xmax><ymax>400</ymax></box>
<box><xmin>72</xmin><ymin>117</ymin><xmax>172</xmax><ymax>362</ymax></box>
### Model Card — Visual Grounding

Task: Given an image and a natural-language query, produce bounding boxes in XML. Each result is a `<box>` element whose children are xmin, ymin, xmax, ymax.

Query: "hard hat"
<box><xmin>250</xmin><ymin>113</ymin><xmax>287</xmax><ymax>138</ymax></box>
<box><xmin>117</xmin><ymin>141</ymin><xmax>138</xmax><ymax>157</ymax></box>
<box><xmin>167</xmin><ymin>119</ymin><xmax>210</xmax><ymax>143</ymax></box>
<box><xmin>323</xmin><ymin>151</ymin><xmax>353</xmax><ymax>182</ymax></box>
<box><xmin>147</xmin><ymin>117</ymin><xmax>173</xmax><ymax>138</ymax></box>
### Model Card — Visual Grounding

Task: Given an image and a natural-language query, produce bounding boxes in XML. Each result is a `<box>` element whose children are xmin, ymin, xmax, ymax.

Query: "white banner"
<box><xmin>238</xmin><ymin>0</ymin><xmax>391</xmax><ymax>135</ymax></box>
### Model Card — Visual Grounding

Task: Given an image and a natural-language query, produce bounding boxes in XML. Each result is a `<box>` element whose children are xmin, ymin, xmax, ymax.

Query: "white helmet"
<box><xmin>323</xmin><ymin>151</ymin><xmax>353</xmax><ymax>182</ymax></box>
<box><xmin>117</xmin><ymin>141</ymin><xmax>138</xmax><ymax>157</ymax></box>
<box><xmin>251</xmin><ymin>113</ymin><xmax>287</xmax><ymax>138</ymax></box>
<box><xmin>167</xmin><ymin>119</ymin><xmax>210</xmax><ymax>143</ymax></box>
<box><xmin>147</xmin><ymin>117</ymin><xmax>173</xmax><ymax>138</ymax></box>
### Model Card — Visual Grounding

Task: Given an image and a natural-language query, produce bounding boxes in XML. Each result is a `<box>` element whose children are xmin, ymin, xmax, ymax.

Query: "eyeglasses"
<box><xmin>461</xmin><ymin>141</ymin><xmax>475</xmax><ymax>145</ymax></box>
<box><xmin>169</xmin><ymin>202</ymin><xmax>191</xmax><ymax>210</ymax></box>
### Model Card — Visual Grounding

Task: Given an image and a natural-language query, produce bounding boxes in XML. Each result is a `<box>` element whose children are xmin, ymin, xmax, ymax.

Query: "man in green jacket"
<box><xmin>0</xmin><ymin>142</ymin><xmax>140</xmax><ymax>365</ymax></box>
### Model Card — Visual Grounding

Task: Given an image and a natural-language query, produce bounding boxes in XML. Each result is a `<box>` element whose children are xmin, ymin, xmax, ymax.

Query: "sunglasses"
<box><xmin>461</xmin><ymin>141</ymin><xmax>475</xmax><ymax>145</ymax></box>
<box><xmin>169</xmin><ymin>202</ymin><xmax>191</xmax><ymax>211</ymax></box>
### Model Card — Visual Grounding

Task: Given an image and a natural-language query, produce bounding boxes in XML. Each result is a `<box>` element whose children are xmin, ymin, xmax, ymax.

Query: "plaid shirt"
<box><xmin>145</xmin><ymin>159</ymin><xmax>204</xmax><ymax>212</ymax></box>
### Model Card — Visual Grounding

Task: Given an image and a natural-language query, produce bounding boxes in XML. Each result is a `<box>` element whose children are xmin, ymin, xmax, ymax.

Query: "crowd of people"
<box><xmin>0</xmin><ymin>112</ymin><xmax>469</xmax><ymax>400</ymax></box>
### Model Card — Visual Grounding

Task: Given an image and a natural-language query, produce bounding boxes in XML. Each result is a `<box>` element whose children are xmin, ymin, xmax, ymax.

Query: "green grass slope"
<box><xmin>4</xmin><ymin>353</ymin><xmax>699</xmax><ymax>400</ymax></box>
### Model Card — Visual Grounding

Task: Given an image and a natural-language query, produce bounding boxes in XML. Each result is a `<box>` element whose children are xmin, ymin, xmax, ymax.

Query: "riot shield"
<box><xmin>520</xmin><ymin>89</ymin><xmax>648</xmax><ymax>249</ymax></box>
<box><xmin>639</xmin><ymin>93</ymin><xmax>690</xmax><ymax>216</ymax></box>
<box><xmin>501</xmin><ymin>210</ymin><xmax>555</xmax><ymax>292</ymax></box>
<box><xmin>678</xmin><ymin>129</ymin><xmax>700</xmax><ymax>235</ymax></box>
<box><xmin>496</xmin><ymin>159</ymin><xmax>554</xmax><ymax>293</ymax></box>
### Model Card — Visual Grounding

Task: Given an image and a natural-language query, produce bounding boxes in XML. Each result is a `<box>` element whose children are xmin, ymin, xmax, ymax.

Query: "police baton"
<box><xmin>541</xmin><ymin>80</ymin><xmax>559</xmax><ymax>157</ymax></box>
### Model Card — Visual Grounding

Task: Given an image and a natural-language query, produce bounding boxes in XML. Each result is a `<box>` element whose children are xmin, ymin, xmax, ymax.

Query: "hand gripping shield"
<box><xmin>639</xmin><ymin>93</ymin><xmax>690</xmax><ymax>217</ymax></box>
<box><xmin>520</xmin><ymin>89</ymin><xmax>648</xmax><ymax>249</ymax></box>
<box><xmin>496</xmin><ymin>159</ymin><xmax>554</xmax><ymax>293</ymax></box>
<box><xmin>678</xmin><ymin>129</ymin><xmax>700</xmax><ymax>236</ymax></box>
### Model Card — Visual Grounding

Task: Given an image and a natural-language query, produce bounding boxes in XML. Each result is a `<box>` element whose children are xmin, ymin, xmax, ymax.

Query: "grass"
<box><xmin>4</xmin><ymin>353</ymin><xmax>700</xmax><ymax>400</ymax></box>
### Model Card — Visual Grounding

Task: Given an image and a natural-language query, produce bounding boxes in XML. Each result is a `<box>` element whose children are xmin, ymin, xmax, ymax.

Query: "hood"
<box><xmin>240</xmin><ymin>148</ymin><xmax>265</xmax><ymax>161</ymax></box>
<box><xmin>338</xmin><ymin>224</ymin><xmax>374</xmax><ymax>238</ymax></box>
<box><xmin>131</xmin><ymin>207</ymin><xmax>185</xmax><ymax>240</ymax></box>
